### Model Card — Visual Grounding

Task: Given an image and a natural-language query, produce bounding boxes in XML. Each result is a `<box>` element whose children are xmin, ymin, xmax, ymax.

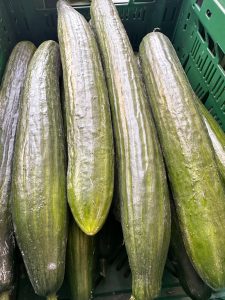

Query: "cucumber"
<box><xmin>57</xmin><ymin>0</ymin><xmax>114</xmax><ymax>236</ymax></box>
<box><xmin>195</xmin><ymin>98</ymin><xmax>225</xmax><ymax>181</ymax></box>
<box><xmin>139</xmin><ymin>31</ymin><xmax>225</xmax><ymax>289</ymax></box>
<box><xmin>170</xmin><ymin>201</ymin><xmax>212</xmax><ymax>300</ymax></box>
<box><xmin>91</xmin><ymin>2</ymin><xmax>171</xmax><ymax>299</ymax></box>
<box><xmin>12</xmin><ymin>41</ymin><xmax>67</xmax><ymax>299</ymax></box>
<box><xmin>0</xmin><ymin>41</ymin><xmax>35</xmax><ymax>298</ymax></box>
<box><xmin>67</xmin><ymin>220</ymin><xmax>96</xmax><ymax>300</ymax></box>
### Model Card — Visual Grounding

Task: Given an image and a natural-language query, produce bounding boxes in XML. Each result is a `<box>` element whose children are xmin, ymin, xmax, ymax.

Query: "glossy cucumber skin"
<box><xmin>57</xmin><ymin>0</ymin><xmax>114</xmax><ymax>236</ymax></box>
<box><xmin>67</xmin><ymin>220</ymin><xmax>96</xmax><ymax>300</ymax></box>
<box><xmin>91</xmin><ymin>2</ymin><xmax>171</xmax><ymax>299</ymax></box>
<box><xmin>12</xmin><ymin>41</ymin><xmax>67</xmax><ymax>297</ymax></box>
<box><xmin>170</xmin><ymin>201</ymin><xmax>212</xmax><ymax>300</ymax></box>
<box><xmin>140</xmin><ymin>32</ymin><xmax>225</xmax><ymax>289</ymax></box>
<box><xmin>195</xmin><ymin>98</ymin><xmax>225</xmax><ymax>181</ymax></box>
<box><xmin>0</xmin><ymin>41</ymin><xmax>35</xmax><ymax>294</ymax></box>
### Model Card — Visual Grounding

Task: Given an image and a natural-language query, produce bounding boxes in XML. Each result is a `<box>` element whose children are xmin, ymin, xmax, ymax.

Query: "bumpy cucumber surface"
<box><xmin>12</xmin><ymin>41</ymin><xmax>67</xmax><ymax>297</ymax></box>
<box><xmin>0</xmin><ymin>41</ymin><xmax>35</xmax><ymax>296</ymax></box>
<box><xmin>91</xmin><ymin>2</ymin><xmax>171</xmax><ymax>299</ymax></box>
<box><xmin>57</xmin><ymin>0</ymin><xmax>114</xmax><ymax>235</ymax></box>
<box><xmin>140</xmin><ymin>32</ymin><xmax>225</xmax><ymax>289</ymax></box>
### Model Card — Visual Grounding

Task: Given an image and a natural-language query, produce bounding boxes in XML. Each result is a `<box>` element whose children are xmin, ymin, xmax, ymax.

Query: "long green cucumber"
<box><xmin>67</xmin><ymin>220</ymin><xmax>96</xmax><ymax>300</ymax></box>
<box><xmin>57</xmin><ymin>0</ymin><xmax>114</xmax><ymax>236</ymax></box>
<box><xmin>170</xmin><ymin>201</ymin><xmax>212</xmax><ymax>300</ymax></box>
<box><xmin>195</xmin><ymin>98</ymin><xmax>225</xmax><ymax>180</ymax></box>
<box><xmin>91</xmin><ymin>2</ymin><xmax>171</xmax><ymax>299</ymax></box>
<box><xmin>139</xmin><ymin>31</ymin><xmax>225</xmax><ymax>289</ymax></box>
<box><xmin>0</xmin><ymin>41</ymin><xmax>35</xmax><ymax>297</ymax></box>
<box><xmin>12</xmin><ymin>41</ymin><xmax>67</xmax><ymax>298</ymax></box>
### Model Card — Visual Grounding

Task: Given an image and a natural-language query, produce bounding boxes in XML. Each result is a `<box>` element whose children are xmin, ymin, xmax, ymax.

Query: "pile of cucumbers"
<box><xmin>1</xmin><ymin>0</ymin><xmax>225</xmax><ymax>299</ymax></box>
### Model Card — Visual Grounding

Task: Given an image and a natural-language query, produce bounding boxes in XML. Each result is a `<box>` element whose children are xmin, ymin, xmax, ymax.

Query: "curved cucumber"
<box><xmin>12</xmin><ymin>41</ymin><xmax>67</xmax><ymax>297</ymax></box>
<box><xmin>0</xmin><ymin>41</ymin><xmax>35</xmax><ymax>296</ymax></box>
<box><xmin>170</xmin><ymin>201</ymin><xmax>212</xmax><ymax>300</ymax></box>
<box><xmin>57</xmin><ymin>0</ymin><xmax>114</xmax><ymax>236</ymax></box>
<box><xmin>91</xmin><ymin>2</ymin><xmax>171</xmax><ymax>299</ymax></box>
<box><xmin>195</xmin><ymin>98</ymin><xmax>225</xmax><ymax>181</ymax></box>
<box><xmin>67</xmin><ymin>220</ymin><xmax>96</xmax><ymax>300</ymax></box>
<box><xmin>140</xmin><ymin>31</ymin><xmax>225</xmax><ymax>289</ymax></box>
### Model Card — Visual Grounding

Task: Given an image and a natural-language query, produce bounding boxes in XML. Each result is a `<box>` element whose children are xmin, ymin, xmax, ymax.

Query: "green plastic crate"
<box><xmin>1</xmin><ymin>0</ymin><xmax>225</xmax><ymax>299</ymax></box>
<box><xmin>173</xmin><ymin>0</ymin><xmax>225</xmax><ymax>130</ymax></box>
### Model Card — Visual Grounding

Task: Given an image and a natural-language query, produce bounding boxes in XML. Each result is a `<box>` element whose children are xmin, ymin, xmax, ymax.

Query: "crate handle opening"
<box><xmin>206</xmin><ymin>9</ymin><xmax>212</xmax><ymax>18</ymax></box>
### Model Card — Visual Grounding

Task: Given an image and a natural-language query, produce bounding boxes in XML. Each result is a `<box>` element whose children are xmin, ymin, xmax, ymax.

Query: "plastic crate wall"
<box><xmin>1</xmin><ymin>0</ymin><xmax>182</xmax><ymax>53</ymax></box>
<box><xmin>0</xmin><ymin>1</ymin><xmax>18</xmax><ymax>79</ymax></box>
<box><xmin>173</xmin><ymin>0</ymin><xmax>225</xmax><ymax>130</ymax></box>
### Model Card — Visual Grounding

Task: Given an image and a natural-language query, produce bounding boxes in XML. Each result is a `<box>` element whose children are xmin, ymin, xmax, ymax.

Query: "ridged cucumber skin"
<box><xmin>170</xmin><ymin>201</ymin><xmax>212</xmax><ymax>300</ymax></box>
<box><xmin>195</xmin><ymin>98</ymin><xmax>225</xmax><ymax>181</ymax></box>
<box><xmin>139</xmin><ymin>32</ymin><xmax>225</xmax><ymax>289</ymax></box>
<box><xmin>67</xmin><ymin>220</ymin><xmax>96</xmax><ymax>300</ymax></box>
<box><xmin>57</xmin><ymin>0</ymin><xmax>114</xmax><ymax>236</ymax></box>
<box><xmin>12</xmin><ymin>41</ymin><xmax>67</xmax><ymax>297</ymax></box>
<box><xmin>91</xmin><ymin>2</ymin><xmax>171</xmax><ymax>299</ymax></box>
<box><xmin>0</xmin><ymin>41</ymin><xmax>36</xmax><ymax>294</ymax></box>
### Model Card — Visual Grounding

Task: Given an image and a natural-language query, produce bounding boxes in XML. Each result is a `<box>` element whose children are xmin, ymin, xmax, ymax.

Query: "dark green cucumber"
<box><xmin>67</xmin><ymin>220</ymin><xmax>96</xmax><ymax>300</ymax></box>
<box><xmin>170</xmin><ymin>201</ymin><xmax>212</xmax><ymax>300</ymax></box>
<box><xmin>195</xmin><ymin>98</ymin><xmax>225</xmax><ymax>180</ymax></box>
<box><xmin>91</xmin><ymin>2</ymin><xmax>171</xmax><ymax>299</ymax></box>
<box><xmin>57</xmin><ymin>0</ymin><xmax>114</xmax><ymax>236</ymax></box>
<box><xmin>12</xmin><ymin>41</ymin><xmax>67</xmax><ymax>298</ymax></box>
<box><xmin>0</xmin><ymin>41</ymin><xmax>35</xmax><ymax>298</ymax></box>
<box><xmin>140</xmin><ymin>32</ymin><xmax>225</xmax><ymax>289</ymax></box>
